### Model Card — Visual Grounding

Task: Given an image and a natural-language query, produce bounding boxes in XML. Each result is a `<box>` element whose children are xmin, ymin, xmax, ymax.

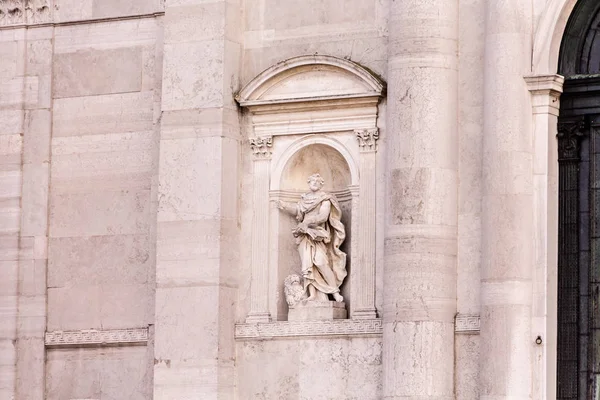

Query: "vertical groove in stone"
<box><xmin>248</xmin><ymin>158</ymin><xmax>271</xmax><ymax>321</ymax></box>
<box><xmin>480</xmin><ymin>1</ymin><xmax>534</xmax><ymax>398</ymax></box>
<box><xmin>356</xmin><ymin>149</ymin><xmax>377</xmax><ymax>318</ymax></box>
<box><xmin>556</xmin><ymin>116</ymin><xmax>586</xmax><ymax>400</ymax></box>
<box><xmin>383</xmin><ymin>0</ymin><xmax>458</xmax><ymax>398</ymax></box>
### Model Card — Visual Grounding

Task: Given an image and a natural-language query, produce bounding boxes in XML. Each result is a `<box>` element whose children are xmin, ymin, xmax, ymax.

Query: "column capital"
<box><xmin>249</xmin><ymin>136</ymin><xmax>273</xmax><ymax>159</ymax></box>
<box><xmin>355</xmin><ymin>128</ymin><xmax>379</xmax><ymax>152</ymax></box>
<box><xmin>557</xmin><ymin>117</ymin><xmax>587</xmax><ymax>162</ymax></box>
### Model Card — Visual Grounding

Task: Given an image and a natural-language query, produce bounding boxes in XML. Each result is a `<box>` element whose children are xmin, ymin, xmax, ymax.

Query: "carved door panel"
<box><xmin>558</xmin><ymin>114</ymin><xmax>600</xmax><ymax>400</ymax></box>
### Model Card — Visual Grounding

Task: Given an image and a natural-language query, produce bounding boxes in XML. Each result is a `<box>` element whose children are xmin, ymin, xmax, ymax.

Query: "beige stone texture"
<box><xmin>53</xmin><ymin>47</ymin><xmax>143</xmax><ymax>99</ymax></box>
<box><xmin>46</xmin><ymin>346</ymin><xmax>153</xmax><ymax>400</ymax></box>
<box><xmin>0</xmin><ymin>0</ymin><xmax>587</xmax><ymax>398</ymax></box>
<box><xmin>236</xmin><ymin>337</ymin><xmax>382</xmax><ymax>399</ymax></box>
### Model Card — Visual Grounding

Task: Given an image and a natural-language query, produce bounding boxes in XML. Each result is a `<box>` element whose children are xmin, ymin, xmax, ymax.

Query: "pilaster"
<box><xmin>153</xmin><ymin>0</ymin><xmax>242</xmax><ymax>398</ymax></box>
<box><xmin>479</xmin><ymin>1</ymin><xmax>535</xmax><ymax>399</ymax></box>
<box><xmin>246</xmin><ymin>136</ymin><xmax>273</xmax><ymax>324</ymax></box>
<box><xmin>525</xmin><ymin>73</ymin><xmax>563</xmax><ymax>400</ymax></box>
<box><xmin>353</xmin><ymin>129</ymin><xmax>378</xmax><ymax>319</ymax></box>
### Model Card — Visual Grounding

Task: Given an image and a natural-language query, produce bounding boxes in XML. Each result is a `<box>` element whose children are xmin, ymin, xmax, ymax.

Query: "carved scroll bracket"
<box><xmin>249</xmin><ymin>136</ymin><xmax>273</xmax><ymax>160</ymax></box>
<box><xmin>558</xmin><ymin>118</ymin><xmax>586</xmax><ymax>162</ymax></box>
<box><xmin>356</xmin><ymin>128</ymin><xmax>379</xmax><ymax>152</ymax></box>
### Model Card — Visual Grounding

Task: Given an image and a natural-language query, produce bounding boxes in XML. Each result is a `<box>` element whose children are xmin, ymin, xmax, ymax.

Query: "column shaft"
<box><xmin>383</xmin><ymin>1</ymin><xmax>459</xmax><ymax>398</ymax></box>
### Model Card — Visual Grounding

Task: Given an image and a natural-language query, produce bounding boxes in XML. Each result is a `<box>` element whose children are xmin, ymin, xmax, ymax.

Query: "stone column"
<box><xmin>153</xmin><ymin>0</ymin><xmax>242</xmax><ymax>398</ymax></box>
<box><xmin>525</xmin><ymin>74</ymin><xmax>563</xmax><ymax>400</ymax></box>
<box><xmin>246</xmin><ymin>136</ymin><xmax>272</xmax><ymax>323</ymax></box>
<box><xmin>354</xmin><ymin>129</ymin><xmax>378</xmax><ymax>319</ymax></box>
<box><xmin>383</xmin><ymin>0</ymin><xmax>458</xmax><ymax>398</ymax></box>
<box><xmin>479</xmin><ymin>1</ymin><xmax>534</xmax><ymax>399</ymax></box>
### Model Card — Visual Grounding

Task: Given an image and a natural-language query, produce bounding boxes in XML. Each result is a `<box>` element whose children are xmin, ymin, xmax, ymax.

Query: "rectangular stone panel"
<box><xmin>244</xmin><ymin>0</ymin><xmax>376</xmax><ymax>31</ymax></box>
<box><xmin>53</xmin><ymin>47</ymin><xmax>143</xmax><ymax>99</ymax></box>
<box><xmin>52</xmin><ymin>92</ymin><xmax>154</xmax><ymax>137</ymax></box>
<box><xmin>45</xmin><ymin>346</ymin><xmax>152</xmax><ymax>400</ymax></box>
<box><xmin>92</xmin><ymin>0</ymin><xmax>160</xmax><ymax>19</ymax></box>
<box><xmin>47</xmin><ymin>284</ymin><xmax>152</xmax><ymax>331</ymax></box>
<box><xmin>48</xmin><ymin>235</ymin><xmax>152</xmax><ymax>288</ymax></box>
<box><xmin>49</xmin><ymin>189</ymin><xmax>151</xmax><ymax>238</ymax></box>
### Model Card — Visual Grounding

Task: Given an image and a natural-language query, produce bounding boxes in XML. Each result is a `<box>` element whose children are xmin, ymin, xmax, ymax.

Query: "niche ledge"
<box><xmin>235</xmin><ymin>318</ymin><xmax>382</xmax><ymax>340</ymax></box>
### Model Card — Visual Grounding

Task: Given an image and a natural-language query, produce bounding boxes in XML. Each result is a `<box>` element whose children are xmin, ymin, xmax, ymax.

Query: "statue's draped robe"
<box><xmin>294</xmin><ymin>192</ymin><xmax>346</xmax><ymax>294</ymax></box>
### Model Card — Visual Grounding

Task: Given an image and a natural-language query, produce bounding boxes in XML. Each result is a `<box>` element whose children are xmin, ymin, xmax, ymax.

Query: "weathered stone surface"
<box><xmin>53</xmin><ymin>47</ymin><xmax>143</xmax><ymax>98</ymax></box>
<box><xmin>0</xmin><ymin>1</ymin><xmax>577</xmax><ymax>399</ymax></box>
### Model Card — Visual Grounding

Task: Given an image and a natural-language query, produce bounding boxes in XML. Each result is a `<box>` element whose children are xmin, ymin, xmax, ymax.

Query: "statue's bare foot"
<box><xmin>332</xmin><ymin>292</ymin><xmax>344</xmax><ymax>302</ymax></box>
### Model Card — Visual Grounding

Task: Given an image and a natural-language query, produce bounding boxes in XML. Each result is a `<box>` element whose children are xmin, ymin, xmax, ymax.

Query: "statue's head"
<box><xmin>307</xmin><ymin>173</ymin><xmax>325</xmax><ymax>192</ymax></box>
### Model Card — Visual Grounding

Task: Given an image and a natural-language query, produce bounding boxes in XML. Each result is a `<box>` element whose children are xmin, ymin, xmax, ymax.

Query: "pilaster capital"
<box><xmin>557</xmin><ymin>117</ymin><xmax>586</xmax><ymax>162</ymax></box>
<box><xmin>249</xmin><ymin>136</ymin><xmax>273</xmax><ymax>160</ymax></box>
<box><xmin>525</xmin><ymin>74</ymin><xmax>564</xmax><ymax>116</ymax></box>
<box><xmin>355</xmin><ymin>128</ymin><xmax>379</xmax><ymax>152</ymax></box>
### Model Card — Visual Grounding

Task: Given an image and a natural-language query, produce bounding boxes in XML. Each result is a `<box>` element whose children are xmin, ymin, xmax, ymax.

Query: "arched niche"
<box><xmin>239</xmin><ymin>55</ymin><xmax>383</xmax><ymax>324</ymax></box>
<box><xmin>280</xmin><ymin>144</ymin><xmax>351</xmax><ymax>192</ymax></box>
<box><xmin>275</xmin><ymin>143</ymin><xmax>354</xmax><ymax>319</ymax></box>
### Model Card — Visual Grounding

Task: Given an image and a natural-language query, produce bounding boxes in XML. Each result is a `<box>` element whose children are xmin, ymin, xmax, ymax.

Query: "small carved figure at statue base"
<box><xmin>277</xmin><ymin>173</ymin><xmax>348</xmax><ymax>320</ymax></box>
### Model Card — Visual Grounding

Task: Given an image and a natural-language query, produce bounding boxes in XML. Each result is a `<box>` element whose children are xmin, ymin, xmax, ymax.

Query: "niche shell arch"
<box><xmin>271</xmin><ymin>135</ymin><xmax>359</xmax><ymax>192</ymax></box>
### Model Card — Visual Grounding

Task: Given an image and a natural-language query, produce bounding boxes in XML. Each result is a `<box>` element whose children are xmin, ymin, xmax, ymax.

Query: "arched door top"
<box><xmin>559</xmin><ymin>0</ymin><xmax>600</xmax><ymax>76</ymax></box>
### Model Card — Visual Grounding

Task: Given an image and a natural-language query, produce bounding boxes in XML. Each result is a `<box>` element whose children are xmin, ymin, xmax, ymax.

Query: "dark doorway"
<box><xmin>558</xmin><ymin>1</ymin><xmax>600</xmax><ymax>398</ymax></box>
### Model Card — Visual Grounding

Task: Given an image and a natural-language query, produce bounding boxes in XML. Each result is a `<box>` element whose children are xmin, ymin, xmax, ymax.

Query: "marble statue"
<box><xmin>276</xmin><ymin>173</ymin><xmax>347</xmax><ymax>304</ymax></box>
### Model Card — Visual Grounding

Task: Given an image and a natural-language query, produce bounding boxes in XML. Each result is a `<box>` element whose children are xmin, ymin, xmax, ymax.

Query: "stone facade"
<box><xmin>0</xmin><ymin>0</ymin><xmax>582</xmax><ymax>399</ymax></box>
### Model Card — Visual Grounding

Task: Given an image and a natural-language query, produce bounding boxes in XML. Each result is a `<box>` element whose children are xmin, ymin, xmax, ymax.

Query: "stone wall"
<box><xmin>0</xmin><ymin>0</ymin><xmax>574</xmax><ymax>399</ymax></box>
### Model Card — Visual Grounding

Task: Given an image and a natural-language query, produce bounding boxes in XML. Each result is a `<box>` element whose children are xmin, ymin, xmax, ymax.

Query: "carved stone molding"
<box><xmin>355</xmin><ymin>128</ymin><xmax>379</xmax><ymax>152</ymax></box>
<box><xmin>45</xmin><ymin>328</ymin><xmax>148</xmax><ymax>347</ymax></box>
<box><xmin>235</xmin><ymin>319</ymin><xmax>383</xmax><ymax>339</ymax></box>
<box><xmin>557</xmin><ymin>118</ymin><xmax>586</xmax><ymax>161</ymax></box>
<box><xmin>0</xmin><ymin>0</ymin><xmax>51</xmax><ymax>25</ymax></box>
<box><xmin>249</xmin><ymin>136</ymin><xmax>273</xmax><ymax>159</ymax></box>
<box><xmin>455</xmin><ymin>314</ymin><xmax>480</xmax><ymax>334</ymax></box>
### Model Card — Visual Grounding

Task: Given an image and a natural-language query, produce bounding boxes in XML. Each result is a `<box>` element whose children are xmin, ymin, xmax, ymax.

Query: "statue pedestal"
<box><xmin>288</xmin><ymin>301</ymin><xmax>347</xmax><ymax>321</ymax></box>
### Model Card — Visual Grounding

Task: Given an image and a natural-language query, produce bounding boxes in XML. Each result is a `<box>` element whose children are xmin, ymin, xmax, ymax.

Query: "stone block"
<box><xmin>236</xmin><ymin>337</ymin><xmax>382</xmax><ymax>399</ymax></box>
<box><xmin>53</xmin><ymin>47</ymin><xmax>143</xmax><ymax>99</ymax></box>
<box><xmin>53</xmin><ymin>0</ymin><xmax>93</xmax><ymax>22</ymax></box>
<box><xmin>157</xmin><ymin>137</ymin><xmax>224</xmax><ymax>221</ymax></box>
<box><xmin>47</xmin><ymin>284</ymin><xmax>151</xmax><ymax>331</ymax></box>
<box><xmin>20</xmin><ymin>163</ymin><xmax>50</xmax><ymax>236</ymax></box>
<box><xmin>48</xmin><ymin>234</ymin><xmax>152</xmax><ymax>288</ymax></box>
<box><xmin>45</xmin><ymin>346</ymin><xmax>152</xmax><ymax>400</ymax></box>
<box><xmin>92</xmin><ymin>0</ymin><xmax>159</xmax><ymax>19</ymax></box>
<box><xmin>161</xmin><ymin>40</ymin><xmax>227</xmax><ymax>110</ymax></box>
<box><xmin>0</xmin><ymin>261</ymin><xmax>17</xmax><ymax>295</ymax></box>
<box><xmin>52</xmin><ymin>92</ymin><xmax>154</xmax><ymax>137</ymax></box>
<box><xmin>0</xmin><ymin>295</ymin><xmax>17</xmax><ymax>338</ymax></box>
<box><xmin>49</xmin><ymin>189</ymin><xmax>151</xmax><ymax>238</ymax></box>
<box><xmin>26</xmin><ymin>39</ymin><xmax>53</xmax><ymax>77</ymax></box>
<box><xmin>23</xmin><ymin>109</ymin><xmax>51</xmax><ymax>164</ymax></box>
<box><xmin>288</xmin><ymin>301</ymin><xmax>347</xmax><ymax>321</ymax></box>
